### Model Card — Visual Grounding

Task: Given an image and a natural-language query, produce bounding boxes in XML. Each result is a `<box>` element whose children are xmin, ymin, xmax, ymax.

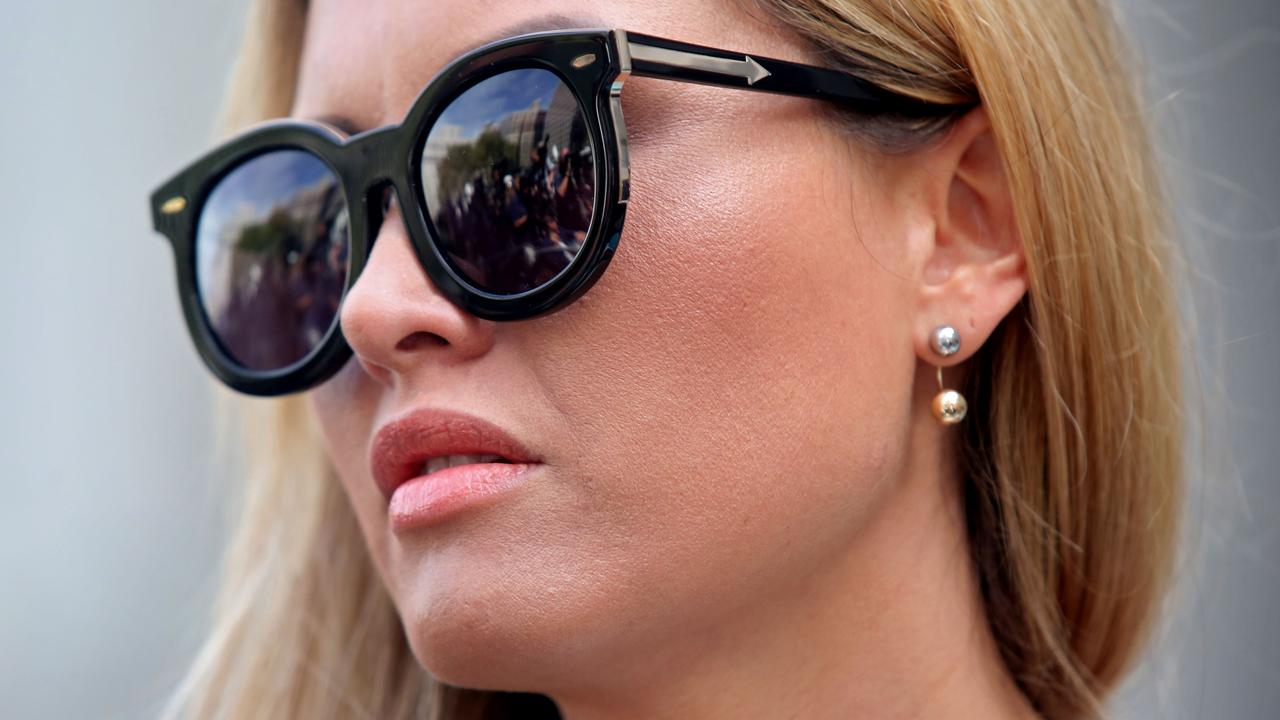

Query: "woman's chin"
<box><xmin>395</xmin><ymin>571</ymin><xmax>600</xmax><ymax>693</ymax></box>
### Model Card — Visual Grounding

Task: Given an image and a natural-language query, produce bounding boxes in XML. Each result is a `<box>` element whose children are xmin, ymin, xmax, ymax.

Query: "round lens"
<box><xmin>195</xmin><ymin>149</ymin><xmax>350</xmax><ymax>371</ymax></box>
<box><xmin>420</xmin><ymin>68</ymin><xmax>595</xmax><ymax>296</ymax></box>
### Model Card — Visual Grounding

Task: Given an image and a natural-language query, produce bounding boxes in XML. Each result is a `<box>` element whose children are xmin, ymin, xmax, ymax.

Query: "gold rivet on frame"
<box><xmin>160</xmin><ymin>196</ymin><xmax>187</xmax><ymax>215</ymax></box>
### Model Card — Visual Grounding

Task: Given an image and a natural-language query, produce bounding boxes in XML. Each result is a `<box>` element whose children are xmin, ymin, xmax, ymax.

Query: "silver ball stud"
<box><xmin>930</xmin><ymin>326</ymin><xmax>961</xmax><ymax>357</ymax></box>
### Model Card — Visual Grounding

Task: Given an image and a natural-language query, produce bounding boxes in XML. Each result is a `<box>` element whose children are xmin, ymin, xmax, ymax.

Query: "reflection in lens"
<box><xmin>195</xmin><ymin>150</ymin><xmax>349</xmax><ymax>371</ymax></box>
<box><xmin>420</xmin><ymin>68</ymin><xmax>595</xmax><ymax>295</ymax></box>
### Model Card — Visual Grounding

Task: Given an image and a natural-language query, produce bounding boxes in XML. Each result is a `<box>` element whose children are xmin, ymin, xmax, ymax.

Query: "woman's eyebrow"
<box><xmin>301</xmin><ymin>14</ymin><xmax>610</xmax><ymax>135</ymax></box>
<box><xmin>482</xmin><ymin>13</ymin><xmax>610</xmax><ymax>44</ymax></box>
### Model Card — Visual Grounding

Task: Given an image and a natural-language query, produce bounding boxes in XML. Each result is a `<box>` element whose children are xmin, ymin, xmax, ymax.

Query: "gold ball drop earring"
<box><xmin>929</xmin><ymin>325</ymin><xmax>967</xmax><ymax>425</ymax></box>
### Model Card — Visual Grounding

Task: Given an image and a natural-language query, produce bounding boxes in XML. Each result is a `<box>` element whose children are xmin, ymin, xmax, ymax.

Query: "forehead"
<box><xmin>291</xmin><ymin>0</ymin><xmax>805</xmax><ymax>130</ymax></box>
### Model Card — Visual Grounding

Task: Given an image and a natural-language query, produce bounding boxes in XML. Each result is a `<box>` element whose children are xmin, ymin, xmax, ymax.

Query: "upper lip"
<box><xmin>369</xmin><ymin>407</ymin><xmax>541</xmax><ymax>503</ymax></box>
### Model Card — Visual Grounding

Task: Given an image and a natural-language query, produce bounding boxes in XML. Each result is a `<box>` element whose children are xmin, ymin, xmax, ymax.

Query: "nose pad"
<box><xmin>379</xmin><ymin>185</ymin><xmax>396</xmax><ymax>216</ymax></box>
<box><xmin>363</xmin><ymin>183</ymin><xmax>399</xmax><ymax>245</ymax></box>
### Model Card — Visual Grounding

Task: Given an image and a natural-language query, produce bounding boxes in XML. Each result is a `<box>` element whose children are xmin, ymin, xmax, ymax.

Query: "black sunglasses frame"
<box><xmin>150</xmin><ymin>27</ymin><xmax>961</xmax><ymax>396</ymax></box>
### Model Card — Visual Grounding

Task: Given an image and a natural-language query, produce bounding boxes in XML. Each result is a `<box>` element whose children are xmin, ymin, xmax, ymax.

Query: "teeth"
<box><xmin>420</xmin><ymin>453</ymin><xmax>509</xmax><ymax>475</ymax></box>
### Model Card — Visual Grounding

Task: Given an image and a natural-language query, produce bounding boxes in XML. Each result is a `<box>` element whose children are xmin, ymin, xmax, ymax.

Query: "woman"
<box><xmin>153</xmin><ymin>0</ymin><xmax>1183</xmax><ymax>718</ymax></box>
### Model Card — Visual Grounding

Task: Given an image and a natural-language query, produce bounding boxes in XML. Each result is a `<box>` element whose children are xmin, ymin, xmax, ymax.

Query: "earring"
<box><xmin>929</xmin><ymin>325</ymin><xmax>967</xmax><ymax>425</ymax></box>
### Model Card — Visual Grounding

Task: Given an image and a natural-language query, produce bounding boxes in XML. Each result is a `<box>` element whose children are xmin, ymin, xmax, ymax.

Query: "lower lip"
<box><xmin>387</xmin><ymin>462</ymin><xmax>539</xmax><ymax>530</ymax></box>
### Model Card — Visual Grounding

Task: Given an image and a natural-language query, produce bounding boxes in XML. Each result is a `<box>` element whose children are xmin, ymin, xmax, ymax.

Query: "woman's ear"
<box><xmin>912</xmin><ymin>106</ymin><xmax>1026</xmax><ymax>365</ymax></box>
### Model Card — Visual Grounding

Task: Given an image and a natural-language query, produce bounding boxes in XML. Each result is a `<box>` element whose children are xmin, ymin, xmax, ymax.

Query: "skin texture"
<box><xmin>302</xmin><ymin>1</ymin><xmax>1034</xmax><ymax>718</ymax></box>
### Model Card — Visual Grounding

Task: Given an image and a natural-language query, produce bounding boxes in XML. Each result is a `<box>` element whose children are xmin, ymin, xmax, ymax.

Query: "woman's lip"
<box><xmin>388</xmin><ymin>461</ymin><xmax>541</xmax><ymax>530</ymax></box>
<box><xmin>369</xmin><ymin>406</ymin><xmax>541</xmax><ymax>504</ymax></box>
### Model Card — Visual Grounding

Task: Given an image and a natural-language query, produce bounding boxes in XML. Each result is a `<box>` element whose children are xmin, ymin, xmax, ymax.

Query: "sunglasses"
<box><xmin>150</xmin><ymin>27</ymin><xmax>956</xmax><ymax>396</ymax></box>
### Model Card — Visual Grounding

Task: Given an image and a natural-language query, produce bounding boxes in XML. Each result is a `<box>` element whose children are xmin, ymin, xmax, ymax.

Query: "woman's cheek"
<box><xmin>308</xmin><ymin>362</ymin><xmax>385</xmax><ymax>523</ymax></box>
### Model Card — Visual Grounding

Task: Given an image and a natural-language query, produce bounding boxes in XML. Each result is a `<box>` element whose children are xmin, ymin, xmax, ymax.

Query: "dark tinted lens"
<box><xmin>420</xmin><ymin>68</ymin><xmax>595</xmax><ymax>295</ymax></box>
<box><xmin>195</xmin><ymin>149</ymin><xmax>349</xmax><ymax>371</ymax></box>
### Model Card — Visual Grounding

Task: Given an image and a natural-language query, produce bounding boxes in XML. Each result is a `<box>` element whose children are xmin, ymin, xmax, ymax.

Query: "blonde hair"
<box><xmin>163</xmin><ymin>1</ymin><xmax>1183</xmax><ymax>718</ymax></box>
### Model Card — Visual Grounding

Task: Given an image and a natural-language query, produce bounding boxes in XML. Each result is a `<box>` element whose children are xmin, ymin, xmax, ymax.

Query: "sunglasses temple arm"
<box><xmin>621</xmin><ymin>31</ymin><xmax>964</xmax><ymax>115</ymax></box>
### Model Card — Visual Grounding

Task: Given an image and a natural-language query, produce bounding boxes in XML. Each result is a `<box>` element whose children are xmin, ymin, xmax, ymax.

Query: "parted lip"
<box><xmin>369</xmin><ymin>407</ymin><xmax>541</xmax><ymax>503</ymax></box>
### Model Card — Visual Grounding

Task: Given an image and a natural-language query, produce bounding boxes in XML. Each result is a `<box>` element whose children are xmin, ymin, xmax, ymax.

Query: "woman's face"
<box><xmin>305</xmin><ymin>0</ymin><xmax>924</xmax><ymax>694</ymax></box>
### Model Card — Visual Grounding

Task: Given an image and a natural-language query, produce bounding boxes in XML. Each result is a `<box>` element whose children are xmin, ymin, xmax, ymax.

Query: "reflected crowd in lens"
<box><xmin>422</xmin><ymin>68</ymin><xmax>595</xmax><ymax>295</ymax></box>
<box><xmin>195</xmin><ymin>150</ymin><xmax>349</xmax><ymax>371</ymax></box>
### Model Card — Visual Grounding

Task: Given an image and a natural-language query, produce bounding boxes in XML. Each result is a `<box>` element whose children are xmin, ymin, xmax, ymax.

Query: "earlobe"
<box><xmin>913</xmin><ymin>106</ymin><xmax>1026</xmax><ymax>364</ymax></box>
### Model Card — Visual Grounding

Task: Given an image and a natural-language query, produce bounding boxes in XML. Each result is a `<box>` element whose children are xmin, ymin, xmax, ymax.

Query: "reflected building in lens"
<box><xmin>421</xmin><ymin>122</ymin><xmax>463</xmax><ymax>213</ymax></box>
<box><xmin>495</xmin><ymin>84</ymin><xmax>587</xmax><ymax>168</ymax></box>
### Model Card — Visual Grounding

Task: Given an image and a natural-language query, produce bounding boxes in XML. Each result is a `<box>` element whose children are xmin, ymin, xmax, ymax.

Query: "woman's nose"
<box><xmin>339</xmin><ymin>192</ymin><xmax>495</xmax><ymax>388</ymax></box>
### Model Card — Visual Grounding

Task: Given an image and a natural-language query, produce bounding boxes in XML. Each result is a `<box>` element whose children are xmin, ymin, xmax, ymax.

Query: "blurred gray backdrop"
<box><xmin>0</xmin><ymin>1</ymin><xmax>1275</xmax><ymax>718</ymax></box>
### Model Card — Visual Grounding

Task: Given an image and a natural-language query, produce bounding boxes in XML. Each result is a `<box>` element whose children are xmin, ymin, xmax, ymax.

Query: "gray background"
<box><xmin>0</xmin><ymin>1</ymin><xmax>1275</xmax><ymax>718</ymax></box>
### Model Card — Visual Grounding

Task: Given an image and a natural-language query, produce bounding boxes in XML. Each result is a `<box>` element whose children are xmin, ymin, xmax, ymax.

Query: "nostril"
<box><xmin>395</xmin><ymin>331</ymin><xmax>448</xmax><ymax>352</ymax></box>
